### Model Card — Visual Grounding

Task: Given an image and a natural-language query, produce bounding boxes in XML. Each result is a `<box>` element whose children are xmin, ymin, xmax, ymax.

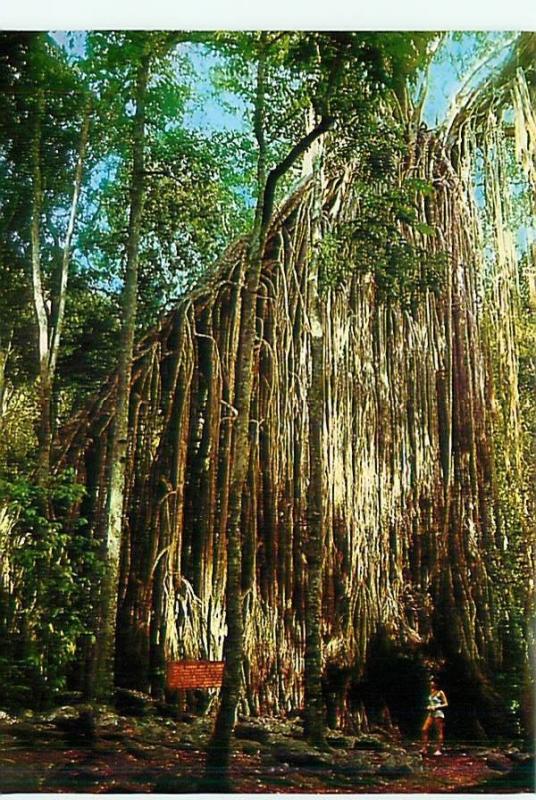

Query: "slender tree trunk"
<box><xmin>205</xmin><ymin>248</ymin><xmax>264</xmax><ymax>785</ymax></box>
<box><xmin>0</xmin><ymin>331</ymin><xmax>13</xmax><ymax>417</ymax></box>
<box><xmin>49</xmin><ymin>96</ymin><xmax>91</xmax><ymax>379</ymax></box>
<box><xmin>30</xmin><ymin>74</ymin><xmax>91</xmax><ymax>484</ymax></box>
<box><xmin>304</xmin><ymin>288</ymin><xmax>327</xmax><ymax>746</ymax></box>
<box><xmin>205</xmin><ymin>39</ymin><xmax>269</xmax><ymax>786</ymax></box>
<box><xmin>93</xmin><ymin>52</ymin><xmax>150</xmax><ymax>701</ymax></box>
<box><xmin>30</xmin><ymin>84</ymin><xmax>52</xmax><ymax>484</ymax></box>
<box><xmin>205</xmin><ymin>42</ymin><xmax>334</xmax><ymax>782</ymax></box>
<box><xmin>304</xmin><ymin>156</ymin><xmax>327</xmax><ymax>748</ymax></box>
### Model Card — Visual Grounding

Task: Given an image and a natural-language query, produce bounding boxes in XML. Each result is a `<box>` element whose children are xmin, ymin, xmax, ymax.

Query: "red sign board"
<box><xmin>167</xmin><ymin>660</ymin><xmax>224</xmax><ymax>690</ymax></box>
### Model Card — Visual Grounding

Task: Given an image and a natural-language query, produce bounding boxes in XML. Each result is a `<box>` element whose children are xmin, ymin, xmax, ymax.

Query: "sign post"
<box><xmin>166</xmin><ymin>660</ymin><xmax>224</xmax><ymax>691</ymax></box>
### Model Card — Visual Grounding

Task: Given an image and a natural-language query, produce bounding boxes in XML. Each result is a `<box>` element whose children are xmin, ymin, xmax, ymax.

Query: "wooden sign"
<box><xmin>166</xmin><ymin>660</ymin><xmax>224</xmax><ymax>690</ymax></box>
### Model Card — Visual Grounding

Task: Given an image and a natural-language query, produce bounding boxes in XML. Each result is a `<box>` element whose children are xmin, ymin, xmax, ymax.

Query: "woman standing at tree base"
<box><xmin>421</xmin><ymin>678</ymin><xmax>448</xmax><ymax>756</ymax></box>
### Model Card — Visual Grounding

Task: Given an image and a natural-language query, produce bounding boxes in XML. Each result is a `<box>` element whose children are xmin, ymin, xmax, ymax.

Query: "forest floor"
<box><xmin>0</xmin><ymin>702</ymin><xmax>533</xmax><ymax>794</ymax></box>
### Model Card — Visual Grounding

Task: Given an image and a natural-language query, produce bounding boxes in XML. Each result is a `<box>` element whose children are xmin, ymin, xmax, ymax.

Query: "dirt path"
<box><xmin>0</xmin><ymin>709</ymin><xmax>533</xmax><ymax>794</ymax></box>
<box><xmin>380</xmin><ymin>750</ymin><xmax>534</xmax><ymax>794</ymax></box>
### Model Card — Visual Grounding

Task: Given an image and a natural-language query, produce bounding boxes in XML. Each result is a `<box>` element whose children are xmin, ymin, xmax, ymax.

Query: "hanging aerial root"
<box><xmin>56</xmin><ymin>98</ymin><xmax>532</xmax><ymax>725</ymax></box>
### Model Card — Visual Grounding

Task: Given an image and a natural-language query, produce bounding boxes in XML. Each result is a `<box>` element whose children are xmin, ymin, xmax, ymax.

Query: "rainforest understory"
<box><xmin>0</xmin><ymin>30</ymin><xmax>534</xmax><ymax>792</ymax></box>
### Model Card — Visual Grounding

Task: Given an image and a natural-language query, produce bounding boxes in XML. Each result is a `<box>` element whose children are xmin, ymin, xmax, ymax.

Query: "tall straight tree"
<box><xmin>304</xmin><ymin>150</ymin><xmax>328</xmax><ymax>748</ymax></box>
<box><xmin>205</xmin><ymin>32</ymin><xmax>344</xmax><ymax>785</ymax></box>
<box><xmin>93</xmin><ymin>37</ymin><xmax>151</xmax><ymax>701</ymax></box>
<box><xmin>29</xmin><ymin>68</ymin><xmax>48</xmax><ymax>481</ymax></box>
<box><xmin>91</xmin><ymin>29</ymin><xmax>196</xmax><ymax>699</ymax></box>
<box><xmin>31</xmin><ymin>100</ymin><xmax>91</xmax><ymax>482</ymax></box>
<box><xmin>81</xmin><ymin>29</ymin><xmax>245</xmax><ymax>696</ymax></box>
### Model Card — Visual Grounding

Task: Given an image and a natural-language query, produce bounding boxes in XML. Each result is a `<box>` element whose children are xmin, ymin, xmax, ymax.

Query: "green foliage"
<box><xmin>0</xmin><ymin>386</ymin><xmax>38</xmax><ymax>472</ymax></box>
<box><xmin>438</xmin><ymin>31</ymin><xmax>516</xmax><ymax>84</ymax></box>
<box><xmin>0</xmin><ymin>33</ymin><xmax>89</xmax><ymax>385</ymax></box>
<box><xmin>86</xmin><ymin>126</ymin><xmax>252</xmax><ymax>325</ymax></box>
<box><xmin>55</xmin><ymin>277</ymin><xmax>121</xmax><ymax>411</ymax></box>
<box><xmin>206</xmin><ymin>32</ymin><xmax>436</xmax><ymax>224</ymax></box>
<box><xmin>78</xmin><ymin>33</ymin><xmax>252</xmax><ymax>329</ymax></box>
<box><xmin>317</xmin><ymin>164</ymin><xmax>446</xmax><ymax>305</ymax></box>
<box><xmin>0</xmin><ymin>470</ymin><xmax>102</xmax><ymax>706</ymax></box>
<box><xmin>140</xmin><ymin>129</ymin><xmax>252</xmax><ymax>315</ymax></box>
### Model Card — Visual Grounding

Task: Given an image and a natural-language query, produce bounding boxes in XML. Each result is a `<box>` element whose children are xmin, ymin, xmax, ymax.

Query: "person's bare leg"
<box><xmin>434</xmin><ymin>720</ymin><xmax>445</xmax><ymax>754</ymax></box>
<box><xmin>421</xmin><ymin>716</ymin><xmax>432</xmax><ymax>754</ymax></box>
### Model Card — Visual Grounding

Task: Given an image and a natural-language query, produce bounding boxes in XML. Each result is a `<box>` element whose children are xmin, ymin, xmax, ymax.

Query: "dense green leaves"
<box><xmin>0</xmin><ymin>34</ymin><xmax>88</xmax><ymax>381</ymax></box>
<box><xmin>317</xmin><ymin>140</ymin><xmax>446</xmax><ymax>304</ymax></box>
<box><xmin>0</xmin><ymin>470</ymin><xmax>102</xmax><ymax>705</ymax></box>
